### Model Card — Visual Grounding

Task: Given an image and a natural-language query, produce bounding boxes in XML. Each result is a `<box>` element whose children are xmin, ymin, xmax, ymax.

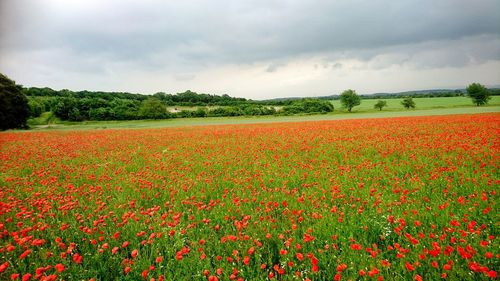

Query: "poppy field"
<box><xmin>0</xmin><ymin>113</ymin><xmax>498</xmax><ymax>280</ymax></box>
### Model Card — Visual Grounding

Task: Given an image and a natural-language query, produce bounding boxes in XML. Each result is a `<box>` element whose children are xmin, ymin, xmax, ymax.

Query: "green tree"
<box><xmin>340</xmin><ymin>89</ymin><xmax>361</xmax><ymax>112</ymax></box>
<box><xmin>28</xmin><ymin>99</ymin><xmax>44</xmax><ymax>117</ymax></box>
<box><xmin>139</xmin><ymin>98</ymin><xmax>169</xmax><ymax>119</ymax></box>
<box><xmin>0</xmin><ymin>73</ymin><xmax>29</xmax><ymax>130</ymax></box>
<box><xmin>110</xmin><ymin>99</ymin><xmax>140</xmax><ymax>120</ymax></box>
<box><xmin>466</xmin><ymin>83</ymin><xmax>491</xmax><ymax>106</ymax></box>
<box><xmin>68</xmin><ymin>108</ymin><xmax>84</xmax><ymax>121</ymax></box>
<box><xmin>374</xmin><ymin>100</ymin><xmax>387</xmax><ymax>111</ymax></box>
<box><xmin>53</xmin><ymin>97</ymin><xmax>77</xmax><ymax>120</ymax></box>
<box><xmin>401</xmin><ymin>96</ymin><xmax>416</xmax><ymax>109</ymax></box>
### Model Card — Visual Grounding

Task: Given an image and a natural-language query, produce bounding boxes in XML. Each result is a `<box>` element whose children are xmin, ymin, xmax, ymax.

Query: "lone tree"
<box><xmin>401</xmin><ymin>96</ymin><xmax>415</xmax><ymax>109</ymax></box>
<box><xmin>374</xmin><ymin>100</ymin><xmax>387</xmax><ymax>111</ymax></box>
<box><xmin>0</xmin><ymin>73</ymin><xmax>29</xmax><ymax>130</ymax></box>
<box><xmin>340</xmin><ymin>89</ymin><xmax>361</xmax><ymax>112</ymax></box>
<box><xmin>466</xmin><ymin>83</ymin><xmax>491</xmax><ymax>106</ymax></box>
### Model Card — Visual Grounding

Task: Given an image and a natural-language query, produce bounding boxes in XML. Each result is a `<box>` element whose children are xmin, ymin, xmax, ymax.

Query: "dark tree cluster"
<box><xmin>24</xmin><ymin>87</ymin><xmax>247</xmax><ymax>106</ymax></box>
<box><xmin>0</xmin><ymin>74</ymin><xmax>29</xmax><ymax>130</ymax></box>
<box><xmin>28</xmin><ymin>95</ymin><xmax>282</xmax><ymax>121</ymax></box>
<box><xmin>24</xmin><ymin>87</ymin><xmax>148</xmax><ymax>101</ymax></box>
<box><xmin>152</xmin><ymin>90</ymin><xmax>247</xmax><ymax>106</ymax></box>
<box><xmin>24</xmin><ymin>86</ymin><xmax>337</xmax><ymax>121</ymax></box>
<box><xmin>49</xmin><ymin>97</ymin><xmax>142</xmax><ymax>121</ymax></box>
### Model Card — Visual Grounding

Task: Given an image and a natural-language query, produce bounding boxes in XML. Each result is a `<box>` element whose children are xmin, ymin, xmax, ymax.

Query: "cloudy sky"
<box><xmin>1</xmin><ymin>0</ymin><xmax>499</xmax><ymax>99</ymax></box>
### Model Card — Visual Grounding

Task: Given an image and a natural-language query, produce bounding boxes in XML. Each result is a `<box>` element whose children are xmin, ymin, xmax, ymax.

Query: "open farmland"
<box><xmin>330</xmin><ymin>96</ymin><xmax>500</xmax><ymax>112</ymax></box>
<box><xmin>0</xmin><ymin>114</ymin><xmax>499</xmax><ymax>280</ymax></box>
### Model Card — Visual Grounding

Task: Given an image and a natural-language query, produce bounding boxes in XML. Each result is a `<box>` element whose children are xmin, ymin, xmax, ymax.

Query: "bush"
<box><xmin>207</xmin><ymin>107</ymin><xmax>244</xmax><ymax>117</ymax></box>
<box><xmin>282</xmin><ymin>99</ymin><xmax>334</xmax><ymax>114</ymax></box>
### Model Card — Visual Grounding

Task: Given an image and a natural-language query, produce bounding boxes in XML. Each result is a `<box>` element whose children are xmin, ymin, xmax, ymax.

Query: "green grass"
<box><xmin>331</xmin><ymin>96</ymin><xmax>500</xmax><ymax>112</ymax></box>
<box><xmin>26</xmin><ymin>111</ymin><xmax>59</xmax><ymax>126</ymax></box>
<box><xmin>24</xmin><ymin>96</ymin><xmax>500</xmax><ymax>131</ymax></box>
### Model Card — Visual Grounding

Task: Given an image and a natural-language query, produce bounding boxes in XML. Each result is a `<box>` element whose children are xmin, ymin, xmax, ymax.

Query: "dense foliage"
<box><xmin>1</xmin><ymin>114</ymin><xmax>498</xmax><ymax>280</ymax></box>
<box><xmin>151</xmin><ymin>91</ymin><xmax>247</xmax><ymax>106</ymax></box>
<box><xmin>0</xmin><ymin>74</ymin><xmax>29</xmax><ymax>130</ymax></box>
<box><xmin>282</xmin><ymin>99</ymin><xmax>334</xmax><ymax>114</ymax></box>
<box><xmin>23</xmin><ymin>86</ymin><xmax>335</xmax><ymax>121</ymax></box>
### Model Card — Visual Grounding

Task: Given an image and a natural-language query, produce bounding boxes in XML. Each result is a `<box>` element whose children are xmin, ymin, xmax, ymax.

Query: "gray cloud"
<box><xmin>0</xmin><ymin>0</ymin><xmax>499</xmax><ymax>96</ymax></box>
<box><xmin>3</xmin><ymin>1</ymin><xmax>499</xmax><ymax>63</ymax></box>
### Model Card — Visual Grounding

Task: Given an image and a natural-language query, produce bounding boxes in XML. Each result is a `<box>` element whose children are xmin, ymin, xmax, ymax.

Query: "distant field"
<box><xmin>330</xmin><ymin>96</ymin><xmax>500</xmax><ymax>112</ymax></box>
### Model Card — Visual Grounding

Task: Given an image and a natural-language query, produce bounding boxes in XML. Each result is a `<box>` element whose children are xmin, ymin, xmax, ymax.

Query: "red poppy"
<box><xmin>54</xmin><ymin>264</ymin><xmax>65</xmax><ymax>272</ymax></box>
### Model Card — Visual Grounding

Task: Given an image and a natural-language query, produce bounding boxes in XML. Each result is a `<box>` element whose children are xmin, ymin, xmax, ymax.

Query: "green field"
<box><xmin>330</xmin><ymin>96</ymin><xmax>500</xmax><ymax>112</ymax></box>
<box><xmin>25</xmin><ymin>96</ymin><xmax>500</xmax><ymax>131</ymax></box>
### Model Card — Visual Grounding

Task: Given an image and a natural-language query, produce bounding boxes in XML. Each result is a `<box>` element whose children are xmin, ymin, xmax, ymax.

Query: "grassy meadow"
<box><xmin>330</xmin><ymin>96</ymin><xmax>500</xmax><ymax>112</ymax></box>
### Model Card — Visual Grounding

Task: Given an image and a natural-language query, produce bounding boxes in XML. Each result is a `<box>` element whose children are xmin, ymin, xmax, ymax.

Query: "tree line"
<box><xmin>0</xmin><ymin>72</ymin><xmax>495</xmax><ymax>130</ymax></box>
<box><xmin>24</xmin><ymin>87</ymin><xmax>252</xmax><ymax>106</ymax></box>
<box><xmin>26</xmin><ymin>92</ymin><xmax>333</xmax><ymax>122</ymax></box>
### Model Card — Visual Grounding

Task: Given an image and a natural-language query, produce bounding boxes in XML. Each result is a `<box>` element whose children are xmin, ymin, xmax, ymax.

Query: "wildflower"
<box><xmin>131</xmin><ymin>249</ymin><xmax>138</xmax><ymax>258</ymax></box>
<box><xmin>73</xmin><ymin>253</ymin><xmax>83</xmax><ymax>264</ymax></box>
<box><xmin>55</xmin><ymin>264</ymin><xmax>65</xmax><ymax>272</ymax></box>
<box><xmin>0</xmin><ymin>262</ymin><xmax>9</xmax><ymax>273</ymax></box>
<box><xmin>19</xmin><ymin>249</ymin><xmax>31</xmax><ymax>259</ymax></box>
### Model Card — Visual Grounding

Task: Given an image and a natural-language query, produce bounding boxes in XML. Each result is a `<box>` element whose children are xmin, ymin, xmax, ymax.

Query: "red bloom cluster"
<box><xmin>0</xmin><ymin>114</ymin><xmax>498</xmax><ymax>280</ymax></box>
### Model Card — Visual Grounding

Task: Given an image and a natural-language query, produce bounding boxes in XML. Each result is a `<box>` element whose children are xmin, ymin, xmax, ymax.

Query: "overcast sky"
<box><xmin>1</xmin><ymin>0</ymin><xmax>499</xmax><ymax>99</ymax></box>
